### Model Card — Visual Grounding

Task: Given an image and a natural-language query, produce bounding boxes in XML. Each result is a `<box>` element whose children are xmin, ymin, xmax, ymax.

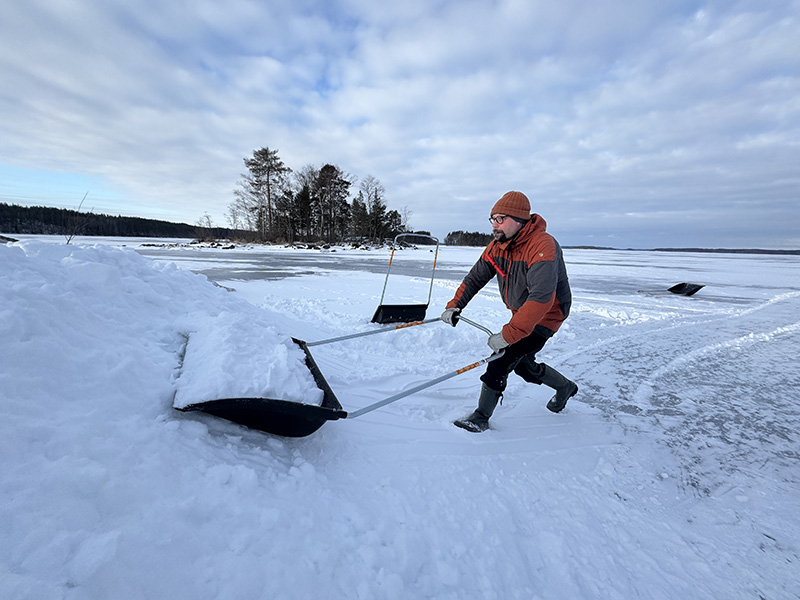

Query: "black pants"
<box><xmin>480</xmin><ymin>330</ymin><xmax>550</xmax><ymax>392</ymax></box>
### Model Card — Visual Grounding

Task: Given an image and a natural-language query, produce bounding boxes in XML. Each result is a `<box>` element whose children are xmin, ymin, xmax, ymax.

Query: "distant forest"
<box><xmin>3</xmin><ymin>202</ymin><xmax>797</xmax><ymax>254</ymax></box>
<box><xmin>0</xmin><ymin>202</ymin><xmax>436</xmax><ymax>246</ymax></box>
<box><xmin>443</xmin><ymin>230</ymin><xmax>493</xmax><ymax>246</ymax></box>
<box><xmin>652</xmin><ymin>247</ymin><xmax>800</xmax><ymax>255</ymax></box>
<box><xmin>0</xmin><ymin>203</ymin><xmax>230</xmax><ymax>240</ymax></box>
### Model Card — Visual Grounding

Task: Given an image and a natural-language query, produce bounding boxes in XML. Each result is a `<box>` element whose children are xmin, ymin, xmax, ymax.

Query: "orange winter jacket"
<box><xmin>446</xmin><ymin>215</ymin><xmax>572</xmax><ymax>345</ymax></box>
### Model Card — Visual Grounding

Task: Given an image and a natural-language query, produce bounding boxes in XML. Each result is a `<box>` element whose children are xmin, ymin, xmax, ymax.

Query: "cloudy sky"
<box><xmin>1</xmin><ymin>0</ymin><xmax>798</xmax><ymax>248</ymax></box>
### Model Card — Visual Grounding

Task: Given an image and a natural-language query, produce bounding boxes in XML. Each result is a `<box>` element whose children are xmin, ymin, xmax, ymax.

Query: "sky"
<box><xmin>1</xmin><ymin>0</ymin><xmax>798</xmax><ymax>249</ymax></box>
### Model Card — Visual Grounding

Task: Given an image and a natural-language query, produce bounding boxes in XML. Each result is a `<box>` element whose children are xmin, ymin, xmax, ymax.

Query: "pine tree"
<box><xmin>234</xmin><ymin>147</ymin><xmax>291</xmax><ymax>241</ymax></box>
<box><xmin>313</xmin><ymin>164</ymin><xmax>351</xmax><ymax>243</ymax></box>
<box><xmin>351</xmin><ymin>192</ymin><xmax>370</xmax><ymax>240</ymax></box>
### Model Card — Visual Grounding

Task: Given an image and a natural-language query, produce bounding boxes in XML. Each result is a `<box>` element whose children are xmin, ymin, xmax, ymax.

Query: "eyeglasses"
<box><xmin>489</xmin><ymin>215</ymin><xmax>509</xmax><ymax>225</ymax></box>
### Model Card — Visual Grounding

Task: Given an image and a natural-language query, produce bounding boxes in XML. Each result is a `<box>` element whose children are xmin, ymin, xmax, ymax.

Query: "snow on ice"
<box><xmin>1</xmin><ymin>237</ymin><xmax>799</xmax><ymax>599</ymax></box>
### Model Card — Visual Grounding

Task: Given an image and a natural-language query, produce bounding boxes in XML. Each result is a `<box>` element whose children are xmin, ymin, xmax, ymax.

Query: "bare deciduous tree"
<box><xmin>65</xmin><ymin>192</ymin><xmax>93</xmax><ymax>245</ymax></box>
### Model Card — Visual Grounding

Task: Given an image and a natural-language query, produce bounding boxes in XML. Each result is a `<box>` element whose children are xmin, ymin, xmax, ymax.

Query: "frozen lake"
<box><xmin>3</xmin><ymin>235</ymin><xmax>799</xmax><ymax>598</ymax></box>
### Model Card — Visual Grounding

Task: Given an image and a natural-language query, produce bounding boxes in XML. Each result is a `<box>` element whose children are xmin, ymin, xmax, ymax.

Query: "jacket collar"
<box><xmin>493</xmin><ymin>214</ymin><xmax>546</xmax><ymax>250</ymax></box>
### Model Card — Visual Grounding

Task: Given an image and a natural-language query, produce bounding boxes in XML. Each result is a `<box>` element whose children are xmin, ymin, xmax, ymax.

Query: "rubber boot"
<box><xmin>454</xmin><ymin>384</ymin><xmax>502</xmax><ymax>432</ymax></box>
<box><xmin>539</xmin><ymin>364</ymin><xmax>578</xmax><ymax>413</ymax></box>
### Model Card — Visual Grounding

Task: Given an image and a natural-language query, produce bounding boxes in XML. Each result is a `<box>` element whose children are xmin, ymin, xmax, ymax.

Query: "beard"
<box><xmin>492</xmin><ymin>229</ymin><xmax>508</xmax><ymax>242</ymax></box>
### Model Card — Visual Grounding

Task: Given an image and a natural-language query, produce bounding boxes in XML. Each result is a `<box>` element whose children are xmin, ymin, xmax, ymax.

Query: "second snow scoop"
<box><xmin>638</xmin><ymin>282</ymin><xmax>705</xmax><ymax>296</ymax></box>
<box><xmin>175</xmin><ymin>316</ymin><xmax>504</xmax><ymax>438</ymax></box>
<box><xmin>371</xmin><ymin>233</ymin><xmax>440</xmax><ymax>324</ymax></box>
<box><xmin>668</xmin><ymin>282</ymin><xmax>705</xmax><ymax>296</ymax></box>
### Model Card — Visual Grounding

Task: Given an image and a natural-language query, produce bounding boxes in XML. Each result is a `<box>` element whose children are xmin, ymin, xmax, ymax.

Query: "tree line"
<box><xmin>444</xmin><ymin>230</ymin><xmax>494</xmax><ymax>246</ymax></box>
<box><xmin>228</xmin><ymin>147</ymin><xmax>411</xmax><ymax>244</ymax></box>
<box><xmin>1</xmin><ymin>144</ymin><xmax>495</xmax><ymax>248</ymax></box>
<box><xmin>0</xmin><ymin>202</ymin><xmax>227</xmax><ymax>239</ymax></box>
<box><xmin>1</xmin><ymin>201</ymin><xmax>496</xmax><ymax>247</ymax></box>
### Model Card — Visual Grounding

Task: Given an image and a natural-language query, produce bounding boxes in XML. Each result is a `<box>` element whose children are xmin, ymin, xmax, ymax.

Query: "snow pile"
<box><xmin>0</xmin><ymin>241</ymin><xmax>324</xmax><ymax>597</ymax></box>
<box><xmin>2</xmin><ymin>238</ymin><xmax>799</xmax><ymax>600</ymax></box>
<box><xmin>173</xmin><ymin>312</ymin><xmax>323</xmax><ymax>408</ymax></box>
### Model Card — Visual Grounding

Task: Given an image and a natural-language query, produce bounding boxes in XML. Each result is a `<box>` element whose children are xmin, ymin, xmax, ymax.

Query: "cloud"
<box><xmin>0</xmin><ymin>0</ymin><xmax>798</xmax><ymax>247</ymax></box>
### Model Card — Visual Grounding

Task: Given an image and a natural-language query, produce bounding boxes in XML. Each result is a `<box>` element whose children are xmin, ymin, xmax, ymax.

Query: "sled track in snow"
<box><xmin>560</xmin><ymin>291</ymin><xmax>800</xmax><ymax>497</ymax></box>
<box><xmin>631</xmin><ymin>318</ymin><xmax>800</xmax><ymax>405</ymax></box>
<box><xmin>561</xmin><ymin>291</ymin><xmax>800</xmax><ymax>366</ymax></box>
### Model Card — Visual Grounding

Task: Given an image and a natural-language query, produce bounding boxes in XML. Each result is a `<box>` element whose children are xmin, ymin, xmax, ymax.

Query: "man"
<box><xmin>441</xmin><ymin>191</ymin><xmax>577</xmax><ymax>432</ymax></box>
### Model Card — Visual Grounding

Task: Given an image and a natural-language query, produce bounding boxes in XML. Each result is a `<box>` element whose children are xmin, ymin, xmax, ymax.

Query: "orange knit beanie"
<box><xmin>491</xmin><ymin>191</ymin><xmax>531</xmax><ymax>220</ymax></box>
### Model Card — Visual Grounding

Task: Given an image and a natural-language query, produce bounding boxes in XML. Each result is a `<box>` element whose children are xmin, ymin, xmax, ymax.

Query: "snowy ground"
<box><xmin>2</xmin><ymin>236</ymin><xmax>799</xmax><ymax>599</ymax></box>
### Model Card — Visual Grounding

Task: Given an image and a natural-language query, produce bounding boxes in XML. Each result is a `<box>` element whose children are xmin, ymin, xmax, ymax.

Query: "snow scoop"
<box><xmin>638</xmin><ymin>282</ymin><xmax>705</xmax><ymax>296</ymax></box>
<box><xmin>371</xmin><ymin>233</ymin><xmax>440</xmax><ymax>324</ymax></box>
<box><xmin>175</xmin><ymin>315</ymin><xmax>504</xmax><ymax>438</ymax></box>
<box><xmin>667</xmin><ymin>282</ymin><xmax>704</xmax><ymax>296</ymax></box>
